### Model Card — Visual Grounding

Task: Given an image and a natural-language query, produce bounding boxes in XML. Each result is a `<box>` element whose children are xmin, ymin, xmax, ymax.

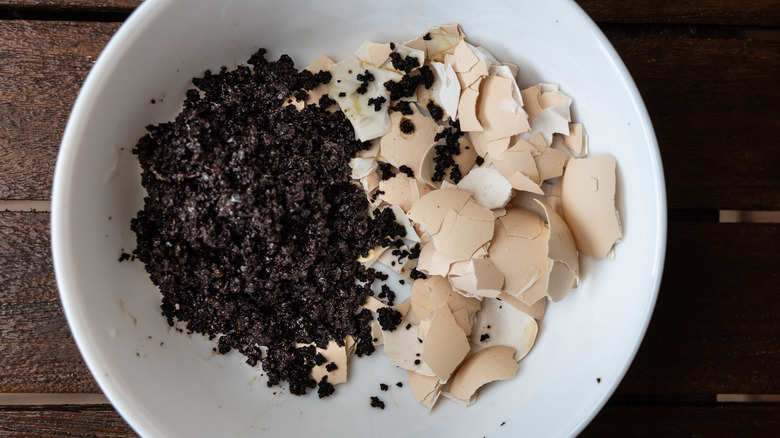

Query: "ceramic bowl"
<box><xmin>52</xmin><ymin>0</ymin><xmax>666</xmax><ymax>436</ymax></box>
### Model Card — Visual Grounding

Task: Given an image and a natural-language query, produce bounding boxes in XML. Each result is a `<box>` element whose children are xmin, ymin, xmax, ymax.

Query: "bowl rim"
<box><xmin>51</xmin><ymin>0</ymin><xmax>667</xmax><ymax>436</ymax></box>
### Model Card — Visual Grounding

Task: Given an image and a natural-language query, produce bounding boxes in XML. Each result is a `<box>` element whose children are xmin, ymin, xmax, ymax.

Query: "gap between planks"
<box><xmin>0</xmin><ymin>394</ymin><xmax>109</xmax><ymax>406</ymax></box>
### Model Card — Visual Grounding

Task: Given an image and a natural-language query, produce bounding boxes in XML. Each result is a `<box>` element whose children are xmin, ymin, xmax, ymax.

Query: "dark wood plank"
<box><xmin>0</xmin><ymin>20</ymin><xmax>119</xmax><ymax>200</ymax></box>
<box><xmin>1</xmin><ymin>404</ymin><xmax>778</xmax><ymax>437</ymax></box>
<box><xmin>578</xmin><ymin>0</ymin><xmax>780</xmax><ymax>27</ymax></box>
<box><xmin>615</xmin><ymin>222</ymin><xmax>780</xmax><ymax>396</ymax></box>
<box><xmin>0</xmin><ymin>0</ymin><xmax>138</xmax><ymax>12</ymax></box>
<box><xmin>0</xmin><ymin>406</ymin><xmax>136</xmax><ymax>437</ymax></box>
<box><xmin>605</xmin><ymin>31</ymin><xmax>780</xmax><ymax>210</ymax></box>
<box><xmin>2</xmin><ymin>213</ymin><xmax>779</xmax><ymax>395</ymax></box>
<box><xmin>0</xmin><ymin>212</ymin><xmax>100</xmax><ymax>393</ymax></box>
<box><xmin>2</xmin><ymin>1</ymin><xmax>778</xmax><ymax>27</ymax></box>
<box><xmin>1</xmin><ymin>21</ymin><xmax>778</xmax><ymax>209</ymax></box>
<box><xmin>583</xmin><ymin>405</ymin><xmax>780</xmax><ymax>437</ymax></box>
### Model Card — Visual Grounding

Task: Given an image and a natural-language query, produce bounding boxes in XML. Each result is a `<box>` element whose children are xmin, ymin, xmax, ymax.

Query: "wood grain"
<box><xmin>0</xmin><ymin>406</ymin><xmax>136</xmax><ymax>437</ymax></box>
<box><xmin>2</xmin><ymin>1</ymin><xmax>778</xmax><ymax>27</ymax></box>
<box><xmin>1</xmin><ymin>404</ymin><xmax>778</xmax><ymax>437</ymax></box>
<box><xmin>0</xmin><ymin>212</ymin><xmax>100</xmax><ymax>393</ymax></box>
<box><xmin>605</xmin><ymin>32</ymin><xmax>780</xmax><ymax>210</ymax></box>
<box><xmin>577</xmin><ymin>0</ymin><xmax>780</xmax><ymax>27</ymax></box>
<box><xmin>0</xmin><ymin>20</ymin><xmax>119</xmax><ymax>200</ymax></box>
<box><xmin>1</xmin><ymin>21</ymin><xmax>778</xmax><ymax>209</ymax></box>
<box><xmin>583</xmin><ymin>405</ymin><xmax>780</xmax><ymax>437</ymax></box>
<box><xmin>615</xmin><ymin>222</ymin><xmax>780</xmax><ymax>396</ymax></box>
<box><xmin>2</xmin><ymin>212</ymin><xmax>779</xmax><ymax>396</ymax></box>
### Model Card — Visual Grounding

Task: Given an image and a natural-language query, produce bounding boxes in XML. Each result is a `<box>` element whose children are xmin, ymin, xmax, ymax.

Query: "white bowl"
<box><xmin>52</xmin><ymin>0</ymin><xmax>666</xmax><ymax>436</ymax></box>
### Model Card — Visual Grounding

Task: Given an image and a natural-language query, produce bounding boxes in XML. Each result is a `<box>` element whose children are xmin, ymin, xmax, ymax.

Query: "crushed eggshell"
<box><xmin>432</xmin><ymin>205</ymin><xmax>494</xmax><ymax>261</ymax></box>
<box><xmin>456</xmin><ymin>164</ymin><xmax>513</xmax><ymax>210</ymax></box>
<box><xmin>534</xmin><ymin>147</ymin><xmax>567</xmax><ymax>181</ymax></box>
<box><xmin>421</xmin><ymin>304</ymin><xmax>471</xmax><ymax>382</ymax></box>
<box><xmin>408</xmin><ymin>370</ymin><xmax>442</xmax><ymax>410</ymax></box>
<box><xmin>489</xmin><ymin>213</ymin><xmax>550</xmax><ymax>300</ymax></box>
<box><xmin>303</xmin><ymin>340</ymin><xmax>348</xmax><ymax>385</ymax></box>
<box><xmin>407</xmin><ymin>188</ymin><xmax>472</xmax><ymax>234</ymax></box>
<box><xmin>448</xmin><ymin>257</ymin><xmax>504</xmax><ymax>299</ymax></box>
<box><xmin>562</xmin><ymin>122</ymin><xmax>587</xmax><ymax>156</ymax></box>
<box><xmin>471</xmin><ymin>297</ymin><xmax>537</xmax><ymax>361</ymax></box>
<box><xmin>561</xmin><ymin>156</ymin><xmax>622</xmax><ymax>258</ymax></box>
<box><xmin>497</xmin><ymin>292</ymin><xmax>547</xmax><ymax>320</ymax></box>
<box><xmin>380</xmin><ymin>106</ymin><xmax>440</xmax><ymax>177</ymax></box>
<box><xmin>446</xmin><ymin>345</ymin><xmax>518</xmax><ymax>404</ymax></box>
<box><xmin>477</xmin><ymin>74</ymin><xmax>530</xmax><ymax>141</ymax></box>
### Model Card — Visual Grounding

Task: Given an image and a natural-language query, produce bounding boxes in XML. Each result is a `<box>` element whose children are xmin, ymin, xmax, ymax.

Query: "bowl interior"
<box><xmin>53</xmin><ymin>0</ymin><xmax>666</xmax><ymax>436</ymax></box>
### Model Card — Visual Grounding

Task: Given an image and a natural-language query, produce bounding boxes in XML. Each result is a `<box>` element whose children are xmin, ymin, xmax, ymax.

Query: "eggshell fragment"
<box><xmin>425</xmin><ymin>275</ymin><xmax>482</xmax><ymax>317</ymax></box>
<box><xmin>561</xmin><ymin>156</ymin><xmax>622</xmax><ymax>258</ymax></box>
<box><xmin>471</xmin><ymin>297</ymin><xmax>537</xmax><ymax>361</ymax></box>
<box><xmin>357</xmin><ymin>245</ymin><xmax>388</xmax><ymax>268</ymax></box>
<box><xmin>421</xmin><ymin>304</ymin><xmax>471</xmax><ymax>382</ymax></box>
<box><xmin>520</xmin><ymin>85</ymin><xmax>542</xmax><ymax>118</ymax></box>
<box><xmin>446</xmin><ymin>345</ymin><xmax>518</xmax><ymax>403</ymax></box>
<box><xmin>501</xmin><ymin>148</ymin><xmax>540</xmax><ymax>183</ymax></box>
<box><xmin>456</xmin><ymin>164</ymin><xmax>513</xmax><ymax>210</ymax></box>
<box><xmin>449</xmin><ymin>258</ymin><xmax>504</xmax><ymax>299</ymax></box>
<box><xmin>381</xmin><ymin>313</ymin><xmax>434</xmax><ymax>376</ymax></box>
<box><xmin>361</xmin><ymin>171</ymin><xmax>381</xmax><ymax>193</ymax></box>
<box><xmin>563</xmin><ymin>123</ymin><xmax>587</xmax><ymax>155</ymax></box>
<box><xmin>380</xmin><ymin>107</ymin><xmax>440</xmax><ymax>177</ymax></box>
<box><xmin>353</xmin><ymin>41</ymin><xmax>393</xmax><ymax>67</ymax></box>
<box><xmin>407</xmin><ymin>370</ymin><xmax>442</xmax><ymax>409</ymax></box>
<box><xmin>488</xmin><ymin>215</ymin><xmax>550</xmax><ymax>299</ymax></box>
<box><xmin>477</xmin><ymin>75</ymin><xmax>530</xmax><ymax>141</ymax></box>
<box><xmin>416</xmin><ymin>241</ymin><xmax>456</xmax><ymax>277</ymax></box>
<box><xmin>407</xmin><ymin>188</ymin><xmax>472</xmax><ymax>234</ymax></box>
<box><xmin>418</xmin><ymin>61</ymin><xmax>461</xmax><ymax>121</ymax></box>
<box><xmin>499</xmin><ymin>207</ymin><xmax>543</xmax><ymax>239</ymax></box>
<box><xmin>497</xmin><ymin>292</ymin><xmax>547</xmax><ymax>320</ymax></box>
<box><xmin>390</xmin><ymin>205</ymin><xmax>420</xmax><ymax>243</ymax></box>
<box><xmin>433</xmin><ymin>207</ymin><xmax>494</xmax><ymax>261</ymax></box>
<box><xmin>529</xmin><ymin>91</ymin><xmax>572</xmax><ymax>145</ymax></box>
<box><xmin>378</xmin><ymin>175</ymin><xmax>415</xmax><ymax>212</ymax></box>
<box><xmin>456</xmin><ymin>79</ymin><xmax>484</xmax><ymax>132</ymax></box>
<box><xmin>468</xmin><ymin>131</ymin><xmax>511</xmax><ymax>158</ymax></box>
<box><xmin>534</xmin><ymin>147</ymin><xmax>567</xmax><ymax>181</ymax></box>
<box><xmin>364</xmin><ymin>296</ymin><xmax>389</xmax><ymax>312</ymax></box>
<box><xmin>308</xmin><ymin>340</ymin><xmax>348</xmax><ymax>385</ymax></box>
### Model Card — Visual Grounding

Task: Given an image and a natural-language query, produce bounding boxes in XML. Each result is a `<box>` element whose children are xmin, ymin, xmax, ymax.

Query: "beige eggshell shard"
<box><xmin>489</xmin><ymin>217</ymin><xmax>550</xmax><ymax>298</ymax></box>
<box><xmin>456</xmin><ymin>165</ymin><xmax>513</xmax><ymax>210</ymax></box>
<box><xmin>446</xmin><ymin>345</ymin><xmax>519</xmax><ymax>402</ymax></box>
<box><xmin>353</xmin><ymin>41</ymin><xmax>393</xmax><ymax>67</ymax></box>
<box><xmin>545</xmin><ymin>177</ymin><xmax>564</xmax><ymax>217</ymax></box>
<box><xmin>421</xmin><ymin>304</ymin><xmax>471</xmax><ymax>382</ymax></box>
<box><xmin>477</xmin><ymin>75</ymin><xmax>530</xmax><ymax>142</ymax></box>
<box><xmin>406</xmin><ymin>188</ymin><xmax>471</xmax><ymax>234</ymax></box>
<box><xmin>357</xmin><ymin>137</ymin><xmax>381</xmax><ymax>158</ymax></box>
<box><xmin>530</xmin><ymin>97</ymin><xmax>571</xmax><ymax>146</ymax></box>
<box><xmin>534</xmin><ymin>147</ymin><xmax>567</xmax><ymax>181</ymax></box>
<box><xmin>411</xmin><ymin>277</ymin><xmax>431</xmax><ymax>321</ymax></box>
<box><xmin>381</xmin><ymin>313</ymin><xmax>434</xmax><ymax>376</ymax></box>
<box><xmin>433</xmin><ymin>208</ymin><xmax>494</xmax><ymax>261</ymax></box>
<box><xmin>468</xmin><ymin>131</ymin><xmax>510</xmax><ymax>158</ymax></box>
<box><xmin>416</xmin><ymin>241</ymin><xmax>456</xmax><ymax>277</ymax></box>
<box><xmin>378</xmin><ymin>175</ymin><xmax>416</xmax><ymax>212</ymax></box>
<box><xmin>407</xmin><ymin>370</ymin><xmax>442</xmax><ymax>410</ymax></box>
<box><xmin>498</xmin><ymin>208</ymin><xmax>543</xmax><ymax>239</ymax></box>
<box><xmin>418</xmin><ymin>143</ymin><xmax>441</xmax><ymax>188</ymax></box>
<box><xmin>422</xmin><ymin>61</ymin><xmax>461</xmax><ymax>121</ymax></box>
<box><xmin>535</xmin><ymin>200</ymin><xmax>579</xmax><ymax>273</ymax></box>
<box><xmin>380</xmin><ymin>107</ymin><xmax>439</xmax><ymax>177</ymax></box>
<box><xmin>308</xmin><ymin>340</ymin><xmax>348</xmax><ymax>385</ymax></box>
<box><xmin>520</xmin><ymin>85</ymin><xmax>543</xmax><ymax>118</ymax></box>
<box><xmin>328</xmin><ymin>56</ymin><xmax>399</xmax><ymax>141</ymax></box>
<box><xmin>349</xmin><ymin>157</ymin><xmax>378</xmax><ymax>179</ymax></box>
<box><xmin>471</xmin><ymin>297</ymin><xmax>537</xmax><ymax>361</ymax></box>
<box><xmin>561</xmin><ymin>156</ymin><xmax>622</xmax><ymax>258</ymax></box>
<box><xmin>497</xmin><ymin>292</ymin><xmax>547</xmax><ymax>320</ymax></box>
<box><xmin>494</xmin><ymin>159</ymin><xmax>545</xmax><ymax>195</ymax></box>
<box><xmin>371</xmin><ymin>320</ymin><xmax>384</xmax><ymax>346</ymax></box>
<box><xmin>345</xmin><ymin>335</ymin><xmax>357</xmax><ymax>358</ymax></box>
<box><xmin>501</xmin><ymin>148</ymin><xmax>540</xmax><ymax>184</ymax></box>
<box><xmin>425</xmin><ymin>275</ymin><xmax>482</xmax><ymax>316</ymax></box>
<box><xmin>449</xmin><ymin>258</ymin><xmax>504</xmax><ymax>299</ymax></box>
<box><xmin>456</xmin><ymin>80</ymin><xmax>483</xmax><ymax>132</ymax></box>
<box><xmin>563</xmin><ymin>123</ymin><xmax>588</xmax><ymax>156</ymax></box>
<box><xmin>488</xmin><ymin>64</ymin><xmax>523</xmax><ymax>105</ymax></box>
<box><xmin>361</xmin><ymin>171</ymin><xmax>381</xmax><ymax>193</ymax></box>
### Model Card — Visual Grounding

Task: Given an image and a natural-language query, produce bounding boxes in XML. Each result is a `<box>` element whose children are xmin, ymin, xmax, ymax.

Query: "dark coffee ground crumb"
<box><xmin>131</xmin><ymin>49</ymin><xmax>406</xmax><ymax>396</ymax></box>
<box><xmin>378</xmin><ymin>162</ymin><xmax>394</xmax><ymax>180</ymax></box>
<box><xmin>314</xmin><ymin>353</ymin><xmax>327</xmax><ymax>366</ymax></box>
<box><xmin>399</xmin><ymin>118</ymin><xmax>415</xmax><ymax>134</ymax></box>
<box><xmin>325</xmin><ymin>362</ymin><xmax>338</xmax><ymax>372</ymax></box>
<box><xmin>377</xmin><ymin>307</ymin><xmax>403</xmax><ymax>332</ymax></box>
<box><xmin>380</xmin><ymin>383</ymin><xmax>389</xmax><ymax>391</ymax></box>
<box><xmin>396</xmin><ymin>382</ymin><xmax>403</xmax><ymax>388</ymax></box>
<box><xmin>426</xmin><ymin>102</ymin><xmax>444</xmax><ymax>121</ymax></box>
<box><xmin>423</xmin><ymin>33</ymin><xmax>432</xmax><ymax>41</ymax></box>
<box><xmin>389</xmin><ymin>100</ymin><xmax>414</xmax><ymax>115</ymax></box>
<box><xmin>370</xmin><ymin>396</ymin><xmax>386</xmax><ymax>409</ymax></box>
<box><xmin>475</xmin><ymin>155</ymin><xmax>485</xmax><ymax>166</ymax></box>
<box><xmin>409</xmin><ymin>268</ymin><xmax>427</xmax><ymax>280</ymax></box>
<box><xmin>318</xmin><ymin>376</ymin><xmax>335</xmax><ymax>399</ymax></box>
<box><xmin>378</xmin><ymin>284</ymin><xmax>396</xmax><ymax>306</ymax></box>
<box><xmin>480</xmin><ymin>333</ymin><xmax>490</xmax><ymax>342</ymax></box>
<box><xmin>398</xmin><ymin>165</ymin><xmax>414</xmax><ymax>178</ymax></box>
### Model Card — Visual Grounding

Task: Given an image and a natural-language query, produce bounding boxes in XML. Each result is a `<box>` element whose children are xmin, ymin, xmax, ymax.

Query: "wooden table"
<box><xmin>1</xmin><ymin>1</ymin><xmax>778</xmax><ymax>436</ymax></box>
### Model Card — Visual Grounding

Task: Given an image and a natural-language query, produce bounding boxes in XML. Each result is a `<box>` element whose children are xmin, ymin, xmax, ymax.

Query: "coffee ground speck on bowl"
<box><xmin>130</xmin><ymin>49</ymin><xmax>405</xmax><ymax>396</ymax></box>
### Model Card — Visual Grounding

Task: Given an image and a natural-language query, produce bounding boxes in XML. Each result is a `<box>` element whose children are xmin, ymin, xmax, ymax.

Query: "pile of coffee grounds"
<box><xmin>131</xmin><ymin>49</ymin><xmax>405</xmax><ymax>396</ymax></box>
